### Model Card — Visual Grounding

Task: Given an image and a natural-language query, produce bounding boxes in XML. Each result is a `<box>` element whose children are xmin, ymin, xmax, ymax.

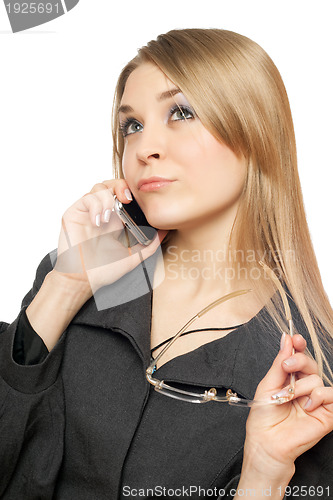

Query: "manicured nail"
<box><xmin>272</xmin><ymin>388</ymin><xmax>290</xmax><ymax>400</ymax></box>
<box><xmin>304</xmin><ymin>397</ymin><xmax>312</xmax><ymax>410</ymax></box>
<box><xmin>283</xmin><ymin>357</ymin><xmax>297</xmax><ymax>367</ymax></box>
<box><xmin>280</xmin><ymin>332</ymin><xmax>286</xmax><ymax>351</ymax></box>
<box><xmin>124</xmin><ymin>189</ymin><xmax>133</xmax><ymax>201</ymax></box>
<box><xmin>104</xmin><ymin>209</ymin><xmax>111</xmax><ymax>223</ymax></box>
<box><xmin>95</xmin><ymin>214</ymin><xmax>101</xmax><ymax>227</ymax></box>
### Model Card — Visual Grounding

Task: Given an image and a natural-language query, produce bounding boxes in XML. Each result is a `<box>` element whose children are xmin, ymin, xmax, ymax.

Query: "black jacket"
<box><xmin>0</xmin><ymin>252</ymin><xmax>332</xmax><ymax>499</ymax></box>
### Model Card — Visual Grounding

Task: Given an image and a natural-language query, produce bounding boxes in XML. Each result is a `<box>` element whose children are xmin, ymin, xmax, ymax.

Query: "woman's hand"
<box><xmin>240</xmin><ymin>333</ymin><xmax>333</xmax><ymax>487</ymax></box>
<box><xmin>27</xmin><ymin>179</ymin><xmax>167</xmax><ymax>352</ymax></box>
<box><xmin>55</xmin><ymin>179</ymin><xmax>168</xmax><ymax>292</ymax></box>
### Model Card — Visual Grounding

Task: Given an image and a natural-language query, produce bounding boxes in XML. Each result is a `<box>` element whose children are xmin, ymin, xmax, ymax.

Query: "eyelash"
<box><xmin>119</xmin><ymin>105</ymin><xmax>195</xmax><ymax>138</ymax></box>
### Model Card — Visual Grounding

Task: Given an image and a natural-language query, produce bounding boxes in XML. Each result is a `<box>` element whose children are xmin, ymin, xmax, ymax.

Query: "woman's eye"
<box><xmin>170</xmin><ymin>106</ymin><xmax>195</xmax><ymax>122</ymax></box>
<box><xmin>119</xmin><ymin>105</ymin><xmax>195</xmax><ymax>137</ymax></box>
<box><xmin>120</xmin><ymin>119</ymin><xmax>143</xmax><ymax>137</ymax></box>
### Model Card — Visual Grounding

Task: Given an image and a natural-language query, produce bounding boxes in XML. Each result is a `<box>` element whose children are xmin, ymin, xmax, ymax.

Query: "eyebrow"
<box><xmin>118</xmin><ymin>87</ymin><xmax>182</xmax><ymax>114</ymax></box>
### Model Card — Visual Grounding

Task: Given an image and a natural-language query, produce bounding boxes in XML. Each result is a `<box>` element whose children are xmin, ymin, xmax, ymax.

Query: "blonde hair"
<box><xmin>111</xmin><ymin>28</ymin><xmax>333</xmax><ymax>383</ymax></box>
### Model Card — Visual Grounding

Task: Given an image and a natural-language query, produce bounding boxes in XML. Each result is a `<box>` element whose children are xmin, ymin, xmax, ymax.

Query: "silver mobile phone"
<box><xmin>114</xmin><ymin>196</ymin><xmax>157</xmax><ymax>246</ymax></box>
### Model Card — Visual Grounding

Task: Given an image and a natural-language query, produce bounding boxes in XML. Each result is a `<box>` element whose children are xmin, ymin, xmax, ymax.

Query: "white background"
<box><xmin>0</xmin><ymin>0</ymin><xmax>332</xmax><ymax>322</ymax></box>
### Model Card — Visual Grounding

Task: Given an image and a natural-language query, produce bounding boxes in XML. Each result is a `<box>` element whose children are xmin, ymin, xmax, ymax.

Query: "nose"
<box><xmin>135</xmin><ymin>125</ymin><xmax>166</xmax><ymax>165</ymax></box>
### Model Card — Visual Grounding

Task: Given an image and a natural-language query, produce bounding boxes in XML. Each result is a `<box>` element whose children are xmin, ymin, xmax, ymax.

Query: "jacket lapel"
<box><xmin>155</xmin><ymin>305</ymin><xmax>279</xmax><ymax>400</ymax></box>
<box><xmin>70</xmin><ymin>254</ymin><xmax>158</xmax><ymax>366</ymax></box>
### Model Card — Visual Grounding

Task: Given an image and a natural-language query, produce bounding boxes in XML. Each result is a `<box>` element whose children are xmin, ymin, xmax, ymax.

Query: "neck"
<box><xmin>161</xmin><ymin>212</ymin><xmax>249</xmax><ymax>297</ymax></box>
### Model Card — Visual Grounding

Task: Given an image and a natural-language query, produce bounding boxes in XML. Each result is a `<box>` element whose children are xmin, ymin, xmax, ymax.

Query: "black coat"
<box><xmin>0</xmin><ymin>252</ymin><xmax>332</xmax><ymax>499</ymax></box>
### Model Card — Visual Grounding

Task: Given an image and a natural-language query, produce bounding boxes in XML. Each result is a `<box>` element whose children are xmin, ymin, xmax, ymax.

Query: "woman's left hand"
<box><xmin>243</xmin><ymin>333</ymin><xmax>333</xmax><ymax>479</ymax></box>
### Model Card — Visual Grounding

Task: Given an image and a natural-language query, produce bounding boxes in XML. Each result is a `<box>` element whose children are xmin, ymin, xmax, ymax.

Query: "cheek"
<box><xmin>121</xmin><ymin>143</ymin><xmax>134</xmax><ymax>182</ymax></box>
<box><xmin>208</xmin><ymin>141</ymin><xmax>245</xmax><ymax>182</ymax></box>
<box><xmin>178</xmin><ymin>129</ymin><xmax>246</xmax><ymax>189</ymax></box>
<box><xmin>170</xmin><ymin>130</ymin><xmax>208</xmax><ymax>169</ymax></box>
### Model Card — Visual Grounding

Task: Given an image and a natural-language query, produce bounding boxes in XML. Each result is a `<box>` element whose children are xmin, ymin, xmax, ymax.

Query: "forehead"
<box><xmin>120</xmin><ymin>62</ymin><xmax>175</xmax><ymax>103</ymax></box>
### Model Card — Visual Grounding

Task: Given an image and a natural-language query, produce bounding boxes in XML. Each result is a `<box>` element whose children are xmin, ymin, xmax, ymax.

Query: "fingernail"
<box><xmin>104</xmin><ymin>209</ymin><xmax>111</xmax><ymax>223</ymax></box>
<box><xmin>283</xmin><ymin>357</ymin><xmax>297</xmax><ymax>367</ymax></box>
<box><xmin>96</xmin><ymin>214</ymin><xmax>101</xmax><ymax>227</ymax></box>
<box><xmin>280</xmin><ymin>332</ymin><xmax>286</xmax><ymax>351</ymax></box>
<box><xmin>124</xmin><ymin>189</ymin><xmax>133</xmax><ymax>201</ymax></box>
<box><xmin>272</xmin><ymin>388</ymin><xmax>290</xmax><ymax>400</ymax></box>
<box><xmin>304</xmin><ymin>397</ymin><xmax>312</xmax><ymax>410</ymax></box>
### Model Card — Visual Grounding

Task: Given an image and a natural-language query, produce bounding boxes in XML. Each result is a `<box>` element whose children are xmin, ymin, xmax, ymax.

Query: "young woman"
<box><xmin>0</xmin><ymin>29</ymin><xmax>332</xmax><ymax>499</ymax></box>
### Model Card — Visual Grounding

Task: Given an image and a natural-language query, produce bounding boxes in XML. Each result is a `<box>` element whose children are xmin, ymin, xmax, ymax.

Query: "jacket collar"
<box><xmin>155</xmin><ymin>294</ymin><xmax>309</xmax><ymax>400</ymax></box>
<box><xmin>70</xmin><ymin>254</ymin><xmax>157</xmax><ymax>366</ymax></box>
<box><xmin>155</xmin><ymin>306</ymin><xmax>280</xmax><ymax>400</ymax></box>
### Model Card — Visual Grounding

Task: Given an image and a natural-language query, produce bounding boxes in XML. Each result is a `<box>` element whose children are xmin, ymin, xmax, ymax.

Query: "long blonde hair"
<box><xmin>111</xmin><ymin>28</ymin><xmax>333</xmax><ymax>382</ymax></box>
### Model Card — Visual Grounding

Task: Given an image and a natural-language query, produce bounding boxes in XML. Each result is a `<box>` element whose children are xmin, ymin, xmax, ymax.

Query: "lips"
<box><xmin>138</xmin><ymin>176</ymin><xmax>174</xmax><ymax>192</ymax></box>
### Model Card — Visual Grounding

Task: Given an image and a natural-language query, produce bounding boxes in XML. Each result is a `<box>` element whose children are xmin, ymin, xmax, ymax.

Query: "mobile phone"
<box><xmin>114</xmin><ymin>196</ymin><xmax>157</xmax><ymax>246</ymax></box>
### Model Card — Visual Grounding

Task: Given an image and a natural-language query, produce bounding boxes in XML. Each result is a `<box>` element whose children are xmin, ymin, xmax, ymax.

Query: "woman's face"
<box><xmin>119</xmin><ymin>62</ymin><xmax>247</xmax><ymax>231</ymax></box>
